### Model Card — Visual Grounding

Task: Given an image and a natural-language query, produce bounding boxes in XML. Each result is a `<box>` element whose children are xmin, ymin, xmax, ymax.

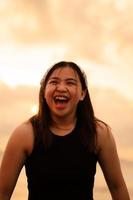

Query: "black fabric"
<box><xmin>25</xmin><ymin>124</ymin><xmax>98</xmax><ymax>200</ymax></box>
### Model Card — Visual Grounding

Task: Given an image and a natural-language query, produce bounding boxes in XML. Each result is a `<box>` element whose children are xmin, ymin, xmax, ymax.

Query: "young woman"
<box><xmin>0</xmin><ymin>61</ymin><xmax>130</xmax><ymax>200</ymax></box>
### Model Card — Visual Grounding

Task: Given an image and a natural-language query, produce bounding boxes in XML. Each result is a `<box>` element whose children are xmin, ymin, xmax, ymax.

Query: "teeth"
<box><xmin>54</xmin><ymin>96</ymin><xmax>68</xmax><ymax>101</ymax></box>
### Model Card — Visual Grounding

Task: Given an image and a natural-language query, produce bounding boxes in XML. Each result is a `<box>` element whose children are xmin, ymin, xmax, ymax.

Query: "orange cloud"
<box><xmin>0</xmin><ymin>82</ymin><xmax>39</xmax><ymax>133</ymax></box>
<box><xmin>91</xmin><ymin>86</ymin><xmax>133</xmax><ymax>149</ymax></box>
<box><xmin>1</xmin><ymin>0</ymin><xmax>133</xmax><ymax>66</ymax></box>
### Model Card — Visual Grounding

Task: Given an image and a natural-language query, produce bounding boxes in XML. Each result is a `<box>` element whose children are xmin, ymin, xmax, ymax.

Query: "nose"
<box><xmin>56</xmin><ymin>82</ymin><xmax>67</xmax><ymax>92</ymax></box>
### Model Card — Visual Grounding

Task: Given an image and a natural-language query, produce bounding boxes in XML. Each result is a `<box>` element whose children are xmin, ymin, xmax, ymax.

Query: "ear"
<box><xmin>80</xmin><ymin>89</ymin><xmax>87</xmax><ymax>101</ymax></box>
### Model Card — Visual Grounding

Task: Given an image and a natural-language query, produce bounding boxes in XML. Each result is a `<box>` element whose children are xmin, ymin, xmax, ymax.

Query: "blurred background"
<box><xmin>0</xmin><ymin>0</ymin><xmax>133</xmax><ymax>199</ymax></box>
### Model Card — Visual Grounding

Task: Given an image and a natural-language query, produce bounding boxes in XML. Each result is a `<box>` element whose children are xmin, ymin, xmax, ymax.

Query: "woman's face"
<box><xmin>44</xmin><ymin>66</ymin><xmax>86</xmax><ymax>120</ymax></box>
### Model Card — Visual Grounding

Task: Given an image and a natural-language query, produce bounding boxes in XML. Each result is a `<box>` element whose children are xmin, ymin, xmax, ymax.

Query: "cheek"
<box><xmin>44</xmin><ymin>86</ymin><xmax>53</xmax><ymax>98</ymax></box>
<box><xmin>44</xmin><ymin>91</ymin><xmax>52</xmax><ymax>107</ymax></box>
<box><xmin>72</xmin><ymin>87</ymin><xmax>82</xmax><ymax>97</ymax></box>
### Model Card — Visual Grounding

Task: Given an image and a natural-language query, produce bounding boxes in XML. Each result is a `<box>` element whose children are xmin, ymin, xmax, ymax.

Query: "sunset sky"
<box><xmin>0</xmin><ymin>0</ymin><xmax>133</xmax><ymax>160</ymax></box>
<box><xmin>0</xmin><ymin>1</ymin><xmax>133</xmax><ymax>198</ymax></box>
<box><xmin>0</xmin><ymin>0</ymin><xmax>133</xmax><ymax>100</ymax></box>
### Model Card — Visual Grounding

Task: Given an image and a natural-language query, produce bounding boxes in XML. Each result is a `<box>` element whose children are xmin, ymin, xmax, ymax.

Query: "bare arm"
<box><xmin>0</xmin><ymin>122</ymin><xmax>34</xmax><ymax>200</ymax></box>
<box><xmin>96</xmin><ymin>123</ymin><xmax>130</xmax><ymax>200</ymax></box>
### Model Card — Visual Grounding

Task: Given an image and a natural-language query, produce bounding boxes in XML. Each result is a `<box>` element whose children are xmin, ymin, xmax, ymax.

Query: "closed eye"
<box><xmin>48</xmin><ymin>79</ymin><xmax>59</xmax><ymax>85</ymax></box>
<box><xmin>66</xmin><ymin>81</ymin><xmax>77</xmax><ymax>85</ymax></box>
<box><xmin>66</xmin><ymin>78</ymin><xmax>77</xmax><ymax>86</ymax></box>
<box><xmin>48</xmin><ymin>80</ymin><xmax>58</xmax><ymax>84</ymax></box>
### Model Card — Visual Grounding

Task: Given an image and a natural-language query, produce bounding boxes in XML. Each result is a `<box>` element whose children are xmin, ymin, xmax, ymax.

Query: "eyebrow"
<box><xmin>49</xmin><ymin>77</ymin><xmax>77</xmax><ymax>82</ymax></box>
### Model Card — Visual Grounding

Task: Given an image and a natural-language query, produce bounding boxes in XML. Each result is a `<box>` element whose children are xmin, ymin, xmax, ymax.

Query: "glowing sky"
<box><xmin>0</xmin><ymin>0</ymin><xmax>133</xmax><ymax>100</ymax></box>
<box><xmin>0</xmin><ymin>3</ymin><xmax>133</xmax><ymax>198</ymax></box>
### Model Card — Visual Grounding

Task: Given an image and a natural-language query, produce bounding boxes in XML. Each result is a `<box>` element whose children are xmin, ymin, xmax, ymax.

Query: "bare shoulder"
<box><xmin>13</xmin><ymin>120</ymin><xmax>33</xmax><ymax>136</ymax></box>
<box><xmin>0</xmin><ymin>121</ymin><xmax>34</xmax><ymax>196</ymax></box>
<box><xmin>96</xmin><ymin>120</ymin><xmax>115</xmax><ymax>153</ymax></box>
<box><xmin>8</xmin><ymin>120</ymin><xmax>34</xmax><ymax>156</ymax></box>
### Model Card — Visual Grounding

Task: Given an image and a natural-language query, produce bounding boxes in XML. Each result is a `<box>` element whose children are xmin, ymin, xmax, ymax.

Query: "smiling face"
<box><xmin>44</xmin><ymin>66</ymin><xmax>86</xmax><ymax>121</ymax></box>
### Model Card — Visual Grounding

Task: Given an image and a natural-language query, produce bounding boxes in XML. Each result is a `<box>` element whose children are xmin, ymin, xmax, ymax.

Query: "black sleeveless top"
<box><xmin>25</xmin><ymin>124</ymin><xmax>98</xmax><ymax>200</ymax></box>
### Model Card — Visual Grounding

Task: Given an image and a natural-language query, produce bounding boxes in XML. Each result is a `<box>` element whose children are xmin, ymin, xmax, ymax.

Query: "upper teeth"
<box><xmin>54</xmin><ymin>96</ymin><xmax>68</xmax><ymax>100</ymax></box>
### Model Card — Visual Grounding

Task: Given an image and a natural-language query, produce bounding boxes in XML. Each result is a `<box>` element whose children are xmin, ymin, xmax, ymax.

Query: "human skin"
<box><xmin>44</xmin><ymin>67</ymin><xmax>86</xmax><ymax>133</ymax></box>
<box><xmin>0</xmin><ymin>66</ymin><xmax>130</xmax><ymax>200</ymax></box>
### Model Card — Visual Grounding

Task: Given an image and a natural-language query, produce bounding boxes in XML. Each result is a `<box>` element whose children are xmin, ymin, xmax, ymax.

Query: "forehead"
<box><xmin>48</xmin><ymin>66</ymin><xmax>80</xmax><ymax>80</ymax></box>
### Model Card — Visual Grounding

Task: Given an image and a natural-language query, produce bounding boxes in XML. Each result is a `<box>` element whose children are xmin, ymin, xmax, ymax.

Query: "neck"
<box><xmin>50</xmin><ymin>115</ymin><xmax>77</xmax><ymax>131</ymax></box>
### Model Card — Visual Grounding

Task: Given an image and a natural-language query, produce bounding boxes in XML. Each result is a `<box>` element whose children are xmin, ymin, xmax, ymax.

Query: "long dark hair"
<box><xmin>30</xmin><ymin>61</ymin><xmax>103</xmax><ymax>152</ymax></box>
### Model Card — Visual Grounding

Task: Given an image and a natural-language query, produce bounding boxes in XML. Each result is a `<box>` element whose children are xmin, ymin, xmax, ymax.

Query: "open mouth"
<box><xmin>53</xmin><ymin>95</ymin><xmax>69</xmax><ymax>104</ymax></box>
